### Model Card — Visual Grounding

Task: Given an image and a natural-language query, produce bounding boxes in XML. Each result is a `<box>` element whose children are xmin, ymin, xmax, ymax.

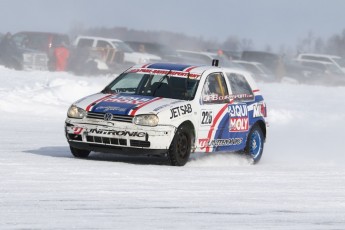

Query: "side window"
<box><xmin>12</xmin><ymin>33</ymin><xmax>27</xmax><ymax>48</ymax></box>
<box><xmin>201</xmin><ymin>73</ymin><xmax>229</xmax><ymax>104</ymax></box>
<box><xmin>96</xmin><ymin>40</ymin><xmax>112</xmax><ymax>48</ymax></box>
<box><xmin>77</xmin><ymin>39</ymin><xmax>93</xmax><ymax>48</ymax></box>
<box><xmin>226</xmin><ymin>73</ymin><xmax>254</xmax><ymax>102</ymax></box>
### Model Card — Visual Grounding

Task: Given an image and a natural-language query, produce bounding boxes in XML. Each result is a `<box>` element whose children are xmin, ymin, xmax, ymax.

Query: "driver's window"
<box><xmin>201</xmin><ymin>73</ymin><xmax>229</xmax><ymax>104</ymax></box>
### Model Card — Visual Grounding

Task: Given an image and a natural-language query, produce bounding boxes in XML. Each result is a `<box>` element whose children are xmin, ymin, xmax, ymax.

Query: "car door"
<box><xmin>196</xmin><ymin>72</ymin><xmax>232</xmax><ymax>152</ymax></box>
<box><xmin>225</xmin><ymin>72</ymin><xmax>256</xmax><ymax>151</ymax></box>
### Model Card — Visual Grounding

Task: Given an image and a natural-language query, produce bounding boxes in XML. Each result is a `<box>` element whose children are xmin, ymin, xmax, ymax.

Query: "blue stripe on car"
<box><xmin>147</xmin><ymin>63</ymin><xmax>194</xmax><ymax>71</ymax></box>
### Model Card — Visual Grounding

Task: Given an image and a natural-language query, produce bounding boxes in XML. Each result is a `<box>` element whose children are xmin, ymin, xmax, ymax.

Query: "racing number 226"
<box><xmin>201</xmin><ymin>111</ymin><xmax>213</xmax><ymax>125</ymax></box>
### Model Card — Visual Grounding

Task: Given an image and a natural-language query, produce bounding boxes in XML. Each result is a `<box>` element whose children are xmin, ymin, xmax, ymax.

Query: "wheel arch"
<box><xmin>177</xmin><ymin>120</ymin><xmax>196</xmax><ymax>147</ymax></box>
<box><xmin>253</xmin><ymin>120</ymin><xmax>266</xmax><ymax>140</ymax></box>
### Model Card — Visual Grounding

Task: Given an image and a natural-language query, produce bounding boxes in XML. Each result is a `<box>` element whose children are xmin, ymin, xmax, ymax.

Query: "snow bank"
<box><xmin>1</xmin><ymin>67</ymin><xmax>345</xmax><ymax>229</ymax></box>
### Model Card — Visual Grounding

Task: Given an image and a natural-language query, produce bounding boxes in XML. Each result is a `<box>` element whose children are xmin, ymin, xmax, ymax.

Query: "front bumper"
<box><xmin>65</xmin><ymin>118</ymin><xmax>176</xmax><ymax>155</ymax></box>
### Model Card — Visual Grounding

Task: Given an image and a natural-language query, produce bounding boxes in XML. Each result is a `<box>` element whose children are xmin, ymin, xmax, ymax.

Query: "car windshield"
<box><xmin>333</xmin><ymin>58</ymin><xmax>345</xmax><ymax>68</ymax></box>
<box><xmin>111</xmin><ymin>41</ymin><xmax>134</xmax><ymax>53</ymax></box>
<box><xmin>103</xmin><ymin>72</ymin><xmax>200</xmax><ymax>100</ymax></box>
<box><xmin>326</xmin><ymin>63</ymin><xmax>344</xmax><ymax>75</ymax></box>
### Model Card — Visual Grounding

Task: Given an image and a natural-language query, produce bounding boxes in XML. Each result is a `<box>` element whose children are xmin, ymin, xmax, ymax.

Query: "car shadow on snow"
<box><xmin>25</xmin><ymin>146</ymin><xmax>171</xmax><ymax>166</ymax></box>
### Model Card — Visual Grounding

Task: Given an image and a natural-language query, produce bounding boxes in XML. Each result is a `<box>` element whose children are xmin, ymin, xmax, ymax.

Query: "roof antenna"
<box><xmin>212</xmin><ymin>59</ymin><xmax>219</xmax><ymax>67</ymax></box>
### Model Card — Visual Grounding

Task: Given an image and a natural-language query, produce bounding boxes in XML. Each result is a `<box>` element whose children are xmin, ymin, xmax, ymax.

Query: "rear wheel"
<box><xmin>168</xmin><ymin>126</ymin><xmax>192</xmax><ymax>166</ymax></box>
<box><xmin>70</xmin><ymin>146</ymin><xmax>90</xmax><ymax>158</ymax></box>
<box><xmin>244</xmin><ymin>125</ymin><xmax>264</xmax><ymax>164</ymax></box>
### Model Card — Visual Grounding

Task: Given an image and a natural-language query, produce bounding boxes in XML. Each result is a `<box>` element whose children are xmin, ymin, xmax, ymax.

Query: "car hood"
<box><xmin>75</xmin><ymin>93</ymin><xmax>185</xmax><ymax>116</ymax></box>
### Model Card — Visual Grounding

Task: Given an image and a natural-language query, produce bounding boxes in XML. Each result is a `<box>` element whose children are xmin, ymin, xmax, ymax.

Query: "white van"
<box><xmin>73</xmin><ymin>36</ymin><xmax>161</xmax><ymax>65</ymax></box>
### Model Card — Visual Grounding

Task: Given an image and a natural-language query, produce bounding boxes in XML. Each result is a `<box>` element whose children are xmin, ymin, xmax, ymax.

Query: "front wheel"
<box><xmin>244</xmin><ymin>125</ymin><xmax>264</xmax><ymax>164</ymax></box>
<box><xmin>70</xmin><ymin>146</ymin><xmax>90</xmax><ymax>158</ymax></box>
<box><xmin>168</xmin><ymin>126</ymin><xmax>192</xmax><ymax>166</ymax></box>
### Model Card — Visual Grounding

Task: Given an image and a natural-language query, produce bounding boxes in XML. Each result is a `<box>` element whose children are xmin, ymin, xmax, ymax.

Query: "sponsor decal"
<box><xmin>202</xmin><ymin>94</ymin><xmax>254</xmax><ymax>102</ymax></box>
<box><xmin>170</xmin><ymin>104</ymin><xmax>192</xmax><ymax>119</ymax></box>
<box><xmin>229</xmin><ymin>94</ymin><xmax>254</xmax><ymax>101</ymax></box>
<box><xmin>209</xmin><ymin>138</ymin><xmax>243</xmax><ymax>147</ymax></box>
<box><xmin>253</xmin><ymin>103</ymin><xmax>267</xmax><ymax>118</ymax></box>
<box><xmin>201</xmin><ymin>110</ymin><xmax>213</xmax><ymax>125</ymax></box>
<box><xmin>203</xmin><ymin>94</ymin><xmax>230</xmax><ymax>102</ymax></box>
<box><xmin>199</xmin><ymin>138</ymin><xmax>243</xmax><ymax>150</ymax></box>
<box><xmin>103</xmin><ymin>95</ymin><xmax>151</xmax><ymax>105</ymax></box>
<box><xmin>229</xmin><ymin>104</ymin><xmax>249</xmax><ymax>132</ymax></box>
<box><xmin>128</xmin><ymin>68</ymin><xmax>200</xmax><ymax>78</ymax></box>
<box><xmin>73</xmin><ymin>127</ymin><xmax>83</xmax><ymax>135</ymax></box>
<box><xmin>89</xmin><ymin>128</ymin><xmax>146</xmax><ymax>137</ymax></box>
<box><xmin>95</xmin><ymin>106</ymin><xmax>127</xmax><ymax>112</ymax></box>
<box><xmin>199</xmin><ymin>138</ymin><xmax>209</xmax><ymax>150</ymax></box>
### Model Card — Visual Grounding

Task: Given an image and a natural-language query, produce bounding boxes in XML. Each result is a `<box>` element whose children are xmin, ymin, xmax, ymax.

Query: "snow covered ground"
<box><xmin>1</xmin><ymin>66</ymin><xmax>345</xmax><ymax>229</ymax></box>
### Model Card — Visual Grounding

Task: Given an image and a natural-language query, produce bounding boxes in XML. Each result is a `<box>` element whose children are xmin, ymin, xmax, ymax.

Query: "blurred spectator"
<box><xmin>53</xmin><ymin>42</ymin><xmax>69</xmax><ymax>71</ymax></box>
<box><xmin>217</xmin><ymin>49</ymin><xmax>224</xmax><ymax>57</ymax></box>
<box><xmin>138</xmin><ymin>44</ymin><xmax>146</xmax><ymax>53</ymax></box>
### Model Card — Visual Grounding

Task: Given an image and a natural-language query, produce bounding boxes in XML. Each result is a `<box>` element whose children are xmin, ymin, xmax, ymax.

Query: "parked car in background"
<box><xmin>294</xmin><ymin>59</ymin><xmax>345</xmax><ymax>85</ymax></box>
<box><xmin>65</xmin><ymin>62</ymin><xmax>267</xmax><ymax>166</ymax></box>
<box><xmin>177</xmin><ymin>50</ymin><xmax>243</xmax><ymax>69</ymax></box>
<box><xmin>73</xmin><ymin>36</ymin><xmax>161</xmax><ymax>66</ymax></box>
<box><xmin>11</xmin><ymin>31</ymin><xmax>70</xmax><ymax>71</ymax></box>
<box><xmin>0</xmin><ymin>32</ymin><xmax>49</xmax><ymax>71</ymax></box>
<box><xmin>233</xmin><ymin>60</ymin><xmax>276</xmax><ymax>82</ymax></box>
<box><xmin>125</xmin><ymin>41</ymin><xmax>195</xmax><ymax>63</ymax></box>
<box><xmin>296</xmin><ymin>53</ymin><xmax>345</xmax><ymax>74</ymax></box>
<box><xmin>241</xmin><ymin>51</ymin><xmax>283</xmax><ymax>76</ymax></box>
<box><xmin>12</xmin><ymin>31</ymin><xmax>70</xmax><ymax>54</ymax></box>
<box><xmin>207</xmin><ymin>49</ymin><xmax>241</xmax><ymax>60</ymax></box>
<box><xmin>283</xmin><ymin>60</ymin><xmax>325</xmax><ymax>84</ymax></box>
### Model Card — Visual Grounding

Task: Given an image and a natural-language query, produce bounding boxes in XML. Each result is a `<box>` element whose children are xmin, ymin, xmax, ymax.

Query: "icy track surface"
<box><xmin>1</xmin><ymin>67</ymin><xmax>345</xmax><ymax>229</ymax></box>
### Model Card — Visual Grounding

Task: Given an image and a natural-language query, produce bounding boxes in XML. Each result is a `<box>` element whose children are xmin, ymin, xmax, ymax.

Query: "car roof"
<box><xmin>233</xmin><ymin>60</ymin><xmax>262</xmax><ymax>65</ymax></box>
<box><xmin>298</xmin><ymin>53</ymin><xmax>341</xmax><ymax>59</ymax></box>
<box><xmin>295</xmin><ymin>59</ymin><xmax>338</xmax><ymax>65</ymax></box>
<box><xmin>75</xmin><ymin>35</ymin><xmax>123</xmax><ymax>42</ymax></box>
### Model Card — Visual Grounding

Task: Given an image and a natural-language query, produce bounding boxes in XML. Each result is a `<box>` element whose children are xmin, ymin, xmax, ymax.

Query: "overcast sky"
<box><xmin>1</xmin><ymin>0</ymin><xmax>345</xmax><ymax>50</ymax></box>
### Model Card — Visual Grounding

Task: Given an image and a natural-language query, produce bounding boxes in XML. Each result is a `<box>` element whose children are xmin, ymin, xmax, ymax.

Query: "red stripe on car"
<box><xmin>85</xmin><ymin>94</ymin><xmax>112</xmax><ymax>112</ymax></box>
<box><xmin>205</xmin><ymin>103</ymin><xmax>229</xmax><ymax>153</ymax></box>
<box><xmin>129</xmin><ymin>97</ymin><xmax>163</xmax><ymax>116</ymax></box>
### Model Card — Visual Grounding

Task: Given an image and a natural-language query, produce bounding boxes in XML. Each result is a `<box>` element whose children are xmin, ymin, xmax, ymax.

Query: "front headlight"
<box><xmin>133</xmin><ymin>114</ymin><xmax>159</xmax><ymax>126</ymax></box>
<box><xmin>67</xmin><ymin>105</ymin><xmax>86</xmax><ymax>119</ymax></box>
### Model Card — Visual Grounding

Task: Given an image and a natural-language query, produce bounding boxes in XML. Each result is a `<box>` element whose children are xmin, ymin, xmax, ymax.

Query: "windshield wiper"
<box><xmin>101</xmin><ymin>87</ymin><xmax>112</xmax><ymax>94</ymax></box>
<box><xmin>151</xmin><ymin>70</ymin><xmax>171</xmax><ymax>96</ymax></box>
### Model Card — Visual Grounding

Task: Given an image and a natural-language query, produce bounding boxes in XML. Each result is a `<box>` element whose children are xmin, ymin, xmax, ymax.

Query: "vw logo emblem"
<box><xmin>104</xmin><ymin>113</ymin><xmax>113</xmax><ymax>121</ymax></box>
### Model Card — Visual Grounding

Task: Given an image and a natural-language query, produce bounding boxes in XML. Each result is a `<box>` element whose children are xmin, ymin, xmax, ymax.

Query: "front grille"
<box><xmin>87</xmin><ymin>112</ymin><xmax>133</xmax><ymax>123</ymax></box>
<box><xmin>68</xmin><ymin>134</ymin><xmax>82</xmax><ymax>141</ymax></box>
<box><xmin>130</xmin><ymin>140</ymin><xmax>150</xmax><ymax>148</ymax></box>
<box><xmin>86</xmin><ymin>135</ymin><xmax>127</xmax><ymax>146</ymax></box>
<box><xmin>23</xmin><ymin>53</ymin><xmax>48</xmax><ymax>71</ymax></box>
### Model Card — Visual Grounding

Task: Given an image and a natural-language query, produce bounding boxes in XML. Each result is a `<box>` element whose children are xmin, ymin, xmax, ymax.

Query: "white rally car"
<box><xmin>65</xmin><ymin>62</ymin><xmax>267</xmax><ymax>166</ymax></box>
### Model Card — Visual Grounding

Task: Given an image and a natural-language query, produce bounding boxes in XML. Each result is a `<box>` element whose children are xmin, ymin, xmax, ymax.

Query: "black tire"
<box><xmin>244</xmin><ymin>125</ymin><xmax>264</xmax><ymax>164</ymax></box>
<box><xmin>70</xmin><ymin>146</ymin><xmax>90</xmax><ymax>158</ymax></box>
<box><xmin>168</xmin><ymin>126</ymin><xmax>193</xmax><ymax>166</ymax></box>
